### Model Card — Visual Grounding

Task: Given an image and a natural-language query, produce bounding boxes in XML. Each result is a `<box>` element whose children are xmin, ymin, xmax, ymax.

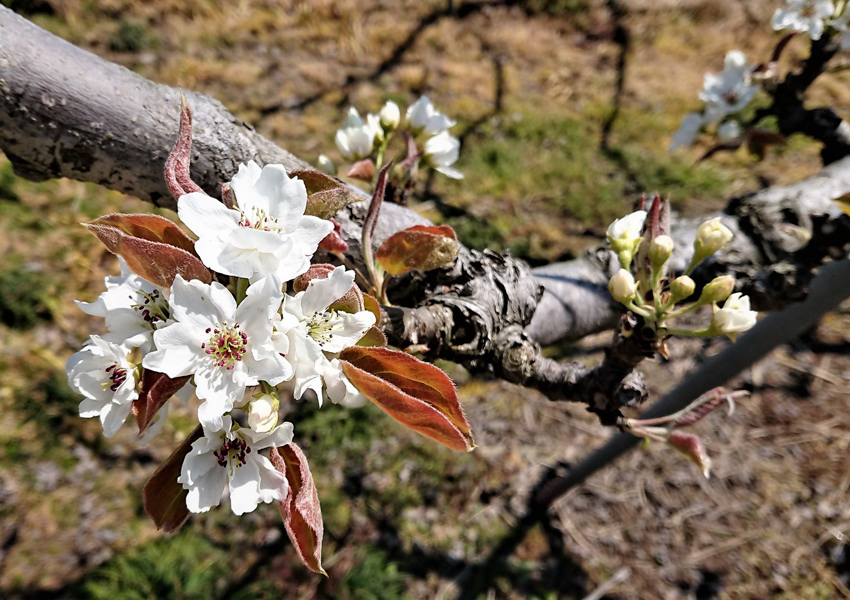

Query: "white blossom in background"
<box><xmin>711</xmin><ymin>293</ymin><xmax>758</xmax><ymax>339</ymax></box>
<box><xmin>178</xmin><ymin>161</ymin><xmax>333</xmax><ymax>284</ymax></box>
<box><xmin>772</xmin><ymin>0</ymin><xmax>836</xmax><ymax>40</ymax></box>
<box><xmin>379</xmin><ymin>100</ymin><xmax>401</xmax><ymax>130</ymax></box>
<box><xmin>76</xmin><ymin>258</ymin><xmax>170</xmax><ymax>352</ymax></box>
<box><xmin>335</xmin><ymin>107</ymin><xmax>382</xmax><ymax>161</ymax></box>
<box><xmin>700</xmin><ymin>50</ymin><xmax>759</xmax><ymax>124</ymax></box>
<box><xmin>831</xmin><ymin>14</ymin><xmax>850</xmax><ymax>49</ymax></box>
<box><xmin>423</xmin><ymin>131</ymin><xmax>464</xmax><ymax>179</ymax></box>
<box><xmin>717</xmin><ymin>120</ymin><xmax>742</xmax><ymax>143</ymax></box>
<box><xmin>66</xmin><ymin>335</ymin><xmax>138</xmax><ymax>438</ymax></box>
<box><xmin>178</xmin><ymin>415</ymin><xmax>294</xmax><ymax>515</ymax></box>
<box><xmin>406</xmin><ymin>95</ymin><xmax>456</xmax><ymax>136</ymax></box>
<box><xmin>276</xmin><ymin>266</ymin><xmax>375</xmax><ymax>407</ymax></box>
<box><xmin>142</xmin><ymin>276</ymin><xmax>291</xmax><ymax>431</ymax></box>
<box><xmin>670</xmin><ymin>112</ymin><xmax>705</xmax><ymax>151</ymax></box>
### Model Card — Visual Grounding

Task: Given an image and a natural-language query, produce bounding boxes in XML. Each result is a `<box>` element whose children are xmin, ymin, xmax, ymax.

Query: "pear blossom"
<box><xmin>379</xmin><ymin>100</ymin><xmax>401</xmax><ymax>130</ymax></box>
<box><xmin>335</xmin><ymin>107</ymin><xmax>382</xmax><ymax>161</ymax></box>
<box><xmin>700</xmin><ymin>51</ymin><xmax>758</xmax><ymax>124</ymax></box>
<box><xmin>178</xmin><ymin>161</ymin><xmax>333</xmax><ymax>284</ymax></box>
<box><xmin>670</xmin><ymin>112</ymin><xmax>704</xmax><ymax>151</ymax></box>
<box><xmin>710</xmin><ymin>293</ymin><xmax>758</xmax><ymax>340</ymax></box>
<box><xmin>772</xmin><ymin>0</ymin><xmax>835</xmax><ymax>40</ymax></box>
<box><xmin>276</xmin><ymin>266</ymin><xmax>375</xmax><ymax>407</ymax></box>
<box><xmin>607</xmin><ymin>210</ymin><xmax>647</xmax><ymax>244</ymax></box>
<box><xmin>423</xmin><ymin>131</ymin><xmax>464</xmax><ymax>179</ymax></box>
<box><xmin>66</xmin><ymin>336</ymin><xmax>138</xmax><ymax>438</ymax></box>
<box><xmin>717</xmin><ymin>120</ymin><xmax>742</xmax><ymax>143</ymax></box>
<box><xmin>406</xmin><ymin>95</ymin><xmax>456</xmax><ymax>136</ymax></box>
<box><xmin>142</xmin><ymin>276</ymin><xmax>291</xmax><ymax>431</ymax></box>
<box><xmin>178</xmin><ymin>415</ymin><xmax>293</xmax><ymax>515</ymax></box>
<box><xmin>695</xmin><ymin>217</ymin><xmax>734</xmax><ymax>256</ymax></box>
<box><xmin>830</xmin><ymin>14</ymin><xmax>850</xmax><ymax>50</ymax></box>
<box><xmin>76</xmin><ymin>258</ymin><xmax>170</xmax><ymax>352</ymax></box>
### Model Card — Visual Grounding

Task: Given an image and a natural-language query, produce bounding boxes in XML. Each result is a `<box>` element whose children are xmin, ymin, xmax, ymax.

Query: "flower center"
<box><xmin>238</xmin><ymin>206</ymin><xmax>281</xmax><ymax>232</ymax></box>
<box><xmin>131</xmin><ymin>288</ymin><xmax>170</xmax><ymax>326</ymax></box>
<box><xmin>213</xmin><ymin>436</ymin><xmax>252</xmax><ymax>471</ymax></box>
<box><xmin>306</xmin><ymin>310</ymin><xmax>341</xmax><ymax>348</ymax></box>
<box><xmin>103</xmin><ymin>363</ymin><xmax>128</xmax><ymax>392</ymax></box>
<box><xmin>202</xmin><ymin>322</ymin><xmax>248</xmax><ymax>370</ymax></box>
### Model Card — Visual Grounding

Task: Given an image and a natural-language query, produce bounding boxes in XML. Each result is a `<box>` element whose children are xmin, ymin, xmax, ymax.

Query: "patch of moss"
<box><xmin>336</xmin><ymin>548</ymin><xmax>411</xmax><ymax>600</ymax></box>
<box><xmin>110</xmin><ymin>20</ymin><xmax>157</xmax><ymax>53</ymax></box>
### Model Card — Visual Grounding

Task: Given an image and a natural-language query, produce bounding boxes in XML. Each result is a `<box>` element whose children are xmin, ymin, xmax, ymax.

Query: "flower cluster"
<box><xmin>772</xmin><ymin>0</ymin><xmax>841</xmax><ymax>41</ymax></box>
<box><xmin>330</xmin><ymin>95</ymin><xmax>463</xmax><ymax>181</ymax></box>
<box><xmin>606</xmin><ymin>205</ymin><xmax>758</xmax><ymax>342</ymax></box>
<box><xmin>67</xmin><ymin>161</ymin><xmax>377</xmax><ymax>516</ymax></box>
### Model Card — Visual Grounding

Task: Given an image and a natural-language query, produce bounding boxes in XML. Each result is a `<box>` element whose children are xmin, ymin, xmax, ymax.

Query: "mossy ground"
<box><xmin>2</xmin><ymin>1</ymin><xmax>850</xmax><ymax>599</ymax></box>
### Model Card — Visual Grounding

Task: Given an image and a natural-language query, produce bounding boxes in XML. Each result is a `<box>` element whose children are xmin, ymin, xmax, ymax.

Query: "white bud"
<box><xmin>248</xmin><ymin>394</ymin><xmax>279</xmax><ymax>433</ymax></box>
<box><xmin>699</xmin><ymin>275</ymin><xmax>735</xmax><ymax>304</ymax></box>
<box><xmin>316</xmin><ymin>154</ymin><xmax>336</xmax><ymax>175</ymax></box>
<box><xmin>649</xmin><ymin>235</ymin><xmax>674</xmax><ymax>267</ymax></box>
<box><xmin>695</xmin><ymin>217</ymin><xmax>734</xmax><ymax>257</ymax></box>
<box><xmin>670</xmin><ymin>275</ymin><xmax>696</xmax><ymax>301</ymax></box>
<box><xmin>379</xmin><ymin>100</ymin><xmax>400</xmax><ymax>130</ymax></box>
<box><xmin>608</xmin><ymin>269</ymin><xmax>637</xmax><ymax>304</ymax></box>
<box><xmin>717</xmin><ymin>120</ymin><xmax>741</xmax><ymax>143</ymax></box>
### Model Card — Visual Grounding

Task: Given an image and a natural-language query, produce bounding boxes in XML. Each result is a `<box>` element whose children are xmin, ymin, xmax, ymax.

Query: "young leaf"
<box><xmin>668</xmin><ymin>431</ymin><xmax>712</xmax><ymax>479</ymax></box>
<box><xmin>87</xmin><ymin>213</ymin><xmax>197</xmax><ymax>256</ymax></box>
<box><xmin>271</xmin><ymin>443</ymin><xmax>326</xmax><ymax>575</ymax></box>
<box><xmin>142</xmin><ymin>425</ymin><xmax>203</xmax><ymax>532</ymax></box>
<box><xmin>85</xmin><ymin>223</ymin><xmax>212</xmax><ymax>288</ymax></box>
<box><xmin>318</xmin><ymin>218</ymin><xmax>349</xmax><ymax>253</ymax></box>
<box><xmin>164</xmin><ymin>93</ymin><xmax>205</xmax><ymax>200</ymax></box>
<box><xmin>362</xmin><ymin>293</ymin><xmax>383</xmax><ymax>325</ymax></box>
<box><xmin>346</xmin><ymin>158</ymin><xmax>376</xmax><ymax>181</ymax></box>
<box><xmin>356</xmin><ymin>326</ymin><xmax>387</xmax><ymax>347</ymax></box>
<box><xmin>134</xmin><ymin>371</ymin><xmax>191</xmax><ymax>433</ymax></box>
<box><xmin>289</xmin><ymin>168</ymin><xmax>361</xmax><ymax>220</ymax></box>
<box><xmin>339</xmin><ymin>346</ymin><xmax>474</xmax><ymax>452</ymax></box>
<box><xmin>375</xmin><ymin>225</ymin><xmax>460</xmax><ymax>276</ymax></box>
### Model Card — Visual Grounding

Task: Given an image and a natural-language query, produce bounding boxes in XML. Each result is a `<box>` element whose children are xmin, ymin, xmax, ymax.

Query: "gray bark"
<box><xmin>1</xmin><ymin>6</ymin><xmax>848</xmax><ymax>413</ymax></box>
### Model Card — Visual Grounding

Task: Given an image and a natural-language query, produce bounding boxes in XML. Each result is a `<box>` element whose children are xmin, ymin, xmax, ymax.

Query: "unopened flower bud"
<box><xmin>607</xmin><ymin>210</ymin><xmax>647</xmax><ymax>269</ymax></box>
<box><xmin>670</xmin><ymin>275</ymin><xmax>696</xmax><ymax>302</ymax></box>
<box><xmin>668</xmin><ymin>430</ymin><xmax>712</xmax><ymax>479</ymax></box>
<box><xmin>649</xmin><ymin>235</ymin><xmax>674</xmax><ymax>268</ymax></box>
<box><xmin>248</xmin><ymin>394</ymin><xmax>279</xmax><ymax>433</ymax></box>
<box><xmin>699</xmin><ymin>275</ymin><xmax>735</xmax><ymax>304</ymax></box>
<box><xmin>379</xmin><ymin>100</ymin><xmax>401</xmax><ymax>130</ymax></box>
<box><xmin>695</xmin><ymin>217</ymin><xmax>733</xmax><ymax>258</ymax></box>
<box><xmin>316</xmin><ymin>154</ymin><xmax>336</xmax><ymax>176</ymax></box>
<box><xmin>608</xmin><ymin>269</ymin><xmax>637</xmax><ymax>304</ymax></box>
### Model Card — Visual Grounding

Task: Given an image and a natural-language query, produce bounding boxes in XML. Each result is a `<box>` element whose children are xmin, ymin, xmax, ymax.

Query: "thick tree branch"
<box><xmin>1</xmin><ymin>7</ymin><xmax>848</xmax><ymax>416</ymax></box>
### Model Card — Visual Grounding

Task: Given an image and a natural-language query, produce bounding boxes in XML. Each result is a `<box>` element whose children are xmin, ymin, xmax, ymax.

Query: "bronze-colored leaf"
<box><xmin>134</xmin><ymin>371</ymin><xmax>191</xmax><ymax>433</ymax></box>
<box><xmin>339</xmin><ymin>346</ymin><xmax>474</xmax><ymax>452</ymax></box>
<box><xmin>85</xmin><ymin>223</ymin><xmax>212</xmax><ymax>288</ymax></box>
<box><xmin>668</xmin><ymin>431</ymin><xmax>712</xmax><ymax>479</ymax></box>
<box><xmin>142</xmin><ymin>425</ymin><xmax>203</xmax><ymax>532</ymax></box>
<box><xmin>318</xmin><ymin>218</ymin><xmax>349</xmax><ymax>253</ymax></box>
<box><xmin>271</xmin><ymin>443</ymin><xmax>326</xmax><ymax>575</ymax></box>
<box><xmin>375</xmin><ymin>225</ymin><xmax>460</xmax><ymax>276</ymax></box>
<box><xmin>356</xmin><ymin>326</ymin><xmax>387</xmax><ymax>347</ymax></box>
<box><xmin>87</xmin><ymin>213</ymin><xmax>197</xmax><ymax>255</ymax></box>
<box><xmin>362</xmin><ymin>293</ymin><xmax>383</xmax><ymax>325</ymax></box>
<box><xmin>346</xmin><ymin>158</ymin><xmax>376</xmax><ymax>181</ymax></box>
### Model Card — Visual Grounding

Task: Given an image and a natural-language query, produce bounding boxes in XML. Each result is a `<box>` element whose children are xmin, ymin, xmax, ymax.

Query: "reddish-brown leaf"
<box><xmin>164</xmin><ymin>93</ymin><xmax>205</xmax><ymax>200</ymax></box>
<box><xmin>88</xmin><ymin>213</ymin><xmax>197</xmax><ymax>255</ymax></box>
<box><xmin>143</xmin><ymin>425</ymin><xmax>203</xmax><ymax>532</ymax></box>
<box><xmin>668</xmin><ymin>431</ymin><xmax>712</xmax><ymax>479</ymax></box>
<box><xmin>356</xmin><ymin>326</ymin><xmax>387</xmax><ymax>347</ymax></box>
<box><xmin>318</xmin><ymin>218</ymin><xmax>349</xmax><ymax>253</ymax></box>
<box><xmin>289</xmin><ymin>168</ymin><xmax>339</xmax><ymax>194</ymax></box>
<box><xmin>362</xmin><ymin>293</ymin><xmax>383</xmax><ymax>325</ymax></box>
<box><xmin>85</xmin><ymin>223</ymin><xmax>212</xmax><ymax>288</ymax></box>
<box><xmin>272</xmin><ymin>444</ymin><xmax>326</xmax><ymax>575</ymax></box>
<box><xmin>134</xmin><ymin>371</ymin><xmax>191</xmax><ymax>433</ymax></box>
<box><xmin>346</xmin><ymin>158</ymin><xmax>376</xmax><ymax>181</ymax></box>
<box><xmin>375</xmin><ymin>225</ymin><xmax>459</xmax><ymax>276</ymax></box>
<box><xmin>339</xmin><ymin>346</ymin><xmax>474</xmax><ymax>452</ymax></box>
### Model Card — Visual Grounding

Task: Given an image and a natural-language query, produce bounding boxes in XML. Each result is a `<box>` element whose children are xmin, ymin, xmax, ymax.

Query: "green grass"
<box><xmin>0</xmin><ymin>265</ymin><xmax>55</xmax><ymax>330</ymax></box>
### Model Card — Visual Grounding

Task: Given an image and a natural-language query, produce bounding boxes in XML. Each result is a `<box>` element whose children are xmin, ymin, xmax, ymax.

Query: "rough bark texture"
<box><xmin>1</xmin><ymin>6</ymin><xmax>849</xmax><ymax>413</ymax></box>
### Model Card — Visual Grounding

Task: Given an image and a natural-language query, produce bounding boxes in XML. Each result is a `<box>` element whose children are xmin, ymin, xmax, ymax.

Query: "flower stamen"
<box><xmin>203</xmin><ymin>322</ymin><xmax>248</xmax><ymax>370</ymax></box>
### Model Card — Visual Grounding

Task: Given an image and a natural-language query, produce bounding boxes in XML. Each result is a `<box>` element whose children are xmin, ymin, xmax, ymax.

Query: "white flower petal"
<box><xmin>178</xmin><ymin>192</ymin><xmax>240</xmax><ymax>240</ymax></box>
